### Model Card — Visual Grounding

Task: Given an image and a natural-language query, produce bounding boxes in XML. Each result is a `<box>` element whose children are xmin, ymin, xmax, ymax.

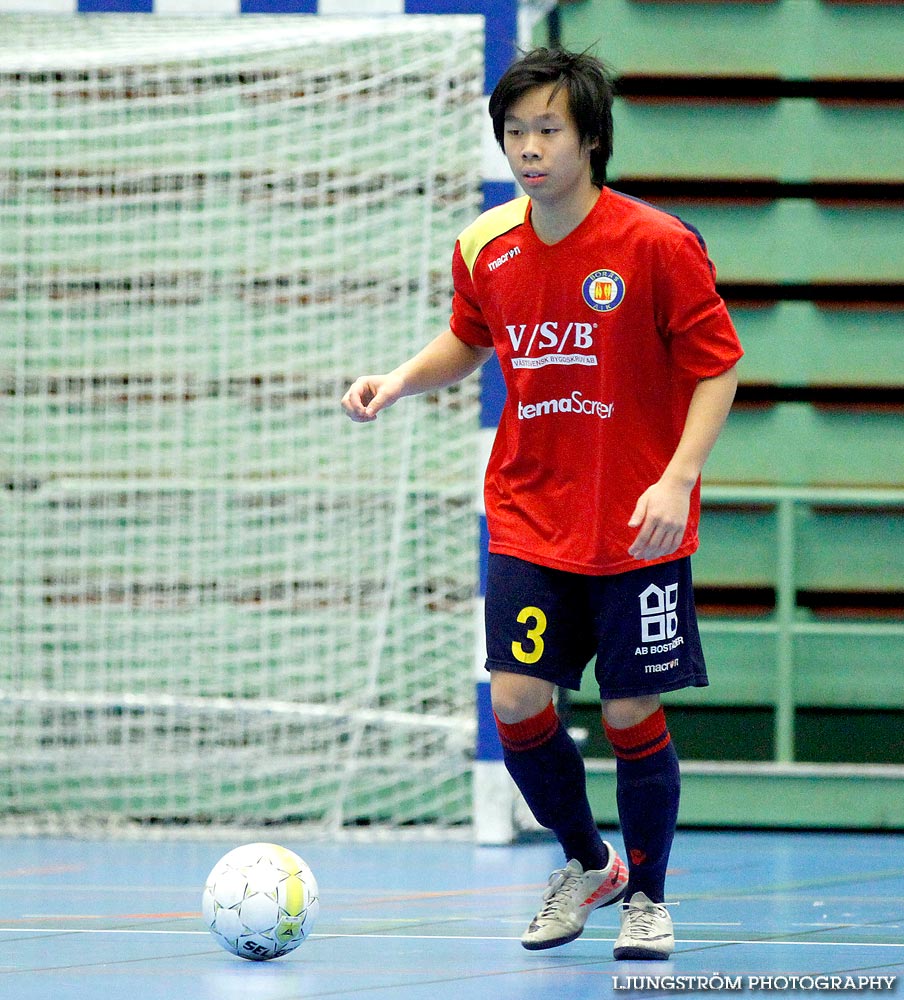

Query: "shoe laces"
<box><xmin>536</xmin><ymin>865</ymin><xmax>583</xmax><ymax>918</ymax></box>
<box><xmin>621</xmin><ymin>897</ymin><xmax>677</xmax><ymax>935</ymax></box>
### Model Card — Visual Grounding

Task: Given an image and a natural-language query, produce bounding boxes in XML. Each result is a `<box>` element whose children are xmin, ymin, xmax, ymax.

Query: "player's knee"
<box><xmin>601</xmin><ymin>694</ymin><xmax>661</xmax><ymax>730</ymax></box>
<box><xmin>490</xmin><ymin>671</ymin><xmax>555</xmax><ymax>724</ymax></box>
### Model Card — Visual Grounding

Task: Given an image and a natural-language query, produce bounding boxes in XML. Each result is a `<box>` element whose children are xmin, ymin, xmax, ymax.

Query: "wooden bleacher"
<box><xmin>543</xmin><ymin>0</ymin><xmax>904</xmax><ymax>827</ymax></box>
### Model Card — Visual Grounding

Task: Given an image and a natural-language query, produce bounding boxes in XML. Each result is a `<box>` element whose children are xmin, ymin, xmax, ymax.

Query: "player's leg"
<box><xmin>484</xmin><ymin>554</ymin><xmax>628</xmax><ymax>950</ymax></box>
<box><xmin>603</xmin><ymin>693</ymin><xmax>679</xmax><ymax>960</ymax></box>
<box><xmin>491</xmin><ymin>669</ymin><xmax>605</xmax><ymax>867</ymax></box>
<box><xmin>490</xmin><ymin>668</ymin><xmax>554</xmax><ymax>723</ymax></box>
<box><xmin>602</xmin><ymin>692</ymin><xmax>678</xmax><ymax>905</ymax></box>
<box><xmin>593</xmin><ymin>556</ymin><xmax>707</xmax><ymax>960</ymax></box>
<box><xmin>491</xmin><ymin>671</ymin><xmax>629</xmax><ymax>950</ymax></box>
<box><xmin>485</xmin><ymin>556</ymin><xmax>605</xmax><ymax>868</ymax></box>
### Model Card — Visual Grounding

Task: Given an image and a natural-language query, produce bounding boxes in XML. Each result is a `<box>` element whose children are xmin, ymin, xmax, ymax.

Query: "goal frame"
<box><xmin>0</xmin><ymin>0</ymin><xmax>521</xmax><ymax>843</ymax></box>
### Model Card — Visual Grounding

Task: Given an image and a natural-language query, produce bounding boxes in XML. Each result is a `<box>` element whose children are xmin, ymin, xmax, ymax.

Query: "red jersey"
<box><xmin>450</xmin><ymin>187</ymin><xmax>743</xmax><ymax>576</ymax></box>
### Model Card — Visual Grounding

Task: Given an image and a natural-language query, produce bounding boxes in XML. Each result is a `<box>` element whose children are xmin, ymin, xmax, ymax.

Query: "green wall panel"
<box><xmin>731</xmin><ymin>304</ymin><xmax>904</xmax><ymax>388</ymax></box>
<box><xmin>652</xmin><ymin>200</ymin><xmax>904</xmax><ymax>284</ymax></box>
<box><xmin>559</xmin><ymin>0</ymin><xmax>904</xmax><ymax>79</ymax></box>
<box><xmin>587</xmin><ymin>762</ymin><xmax>904</xmax><ymax>829</ymax></box>
<box><xmin>708</xmin><ymin>404</ymin><xmax>904</xmax><ymax>487</ymax></box>
<box><xmin>611</xmin><ymin>101</ymin><xmax>904</xmax><ymax>183</ymax></box>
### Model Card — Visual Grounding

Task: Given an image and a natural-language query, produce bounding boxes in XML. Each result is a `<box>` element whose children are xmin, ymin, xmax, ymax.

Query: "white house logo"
<box><xmin>582</xmin><ymin>269</ymin><xmax>625</xmax><ymax>312</ymax></box>
<box><xmin>636</xmin><ymin>583</ymin><xmax>683</xmax><ymax>667</ymax></box>
<box><xmin>639</xmin><ymin>583</ymin><xmax>679</xmax><ymax>644</ymax></box>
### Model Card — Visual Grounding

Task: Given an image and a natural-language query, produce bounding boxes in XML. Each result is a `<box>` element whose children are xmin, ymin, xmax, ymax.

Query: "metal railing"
<box><xmin>701</xmin><ymin>485</ymin><xmax>904</xmax><ymax>763</ymax></box>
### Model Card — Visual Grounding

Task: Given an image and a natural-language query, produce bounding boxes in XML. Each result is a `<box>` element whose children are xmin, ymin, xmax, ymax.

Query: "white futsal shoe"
<box><xmin>613</xmin><ymin>891</ymin><xmax>675</xmax><ymax>960</ymax></box>
<box><xmin>521</xmin><ymin>847</ymin><xmax>629</xmax><ymax>951</ymax></box>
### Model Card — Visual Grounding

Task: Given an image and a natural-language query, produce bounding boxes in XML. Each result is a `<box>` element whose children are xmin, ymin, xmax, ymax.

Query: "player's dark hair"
<box><xmin>489</xmin><ymin>47</ymin><xmax>615</xmax><ymax>187</ymax></box>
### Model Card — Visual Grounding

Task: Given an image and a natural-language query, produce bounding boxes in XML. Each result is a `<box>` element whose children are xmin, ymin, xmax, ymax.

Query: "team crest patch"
<box><xmin>582</xmin><ymin>269</ymin><xmax>625</xmax><ymax>312</ymax></box>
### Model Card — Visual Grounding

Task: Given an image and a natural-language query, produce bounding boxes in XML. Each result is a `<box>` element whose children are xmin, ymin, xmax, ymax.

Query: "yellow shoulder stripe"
<box><xmin>458</xmin><ymin>196</ymin><xmax>530</xmax><ymax>277</ymax></box>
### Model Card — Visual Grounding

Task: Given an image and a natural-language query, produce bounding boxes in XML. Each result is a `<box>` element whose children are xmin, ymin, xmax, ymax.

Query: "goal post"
<box><xmin>0</xmin><ymin>13</ymin><xmax>487</xmax><ymax>834</ymax></box>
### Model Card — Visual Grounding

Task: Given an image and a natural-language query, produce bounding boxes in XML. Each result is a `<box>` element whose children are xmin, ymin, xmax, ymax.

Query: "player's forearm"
<box><xmin>392</xmin><ymin>328</ymin><xmax>493</xmax><ymax>398</ymax></box>
<box><xmin>661</xmin><ymin>365</ymin><xmax>739</xmax><ymax>489</ymax></box>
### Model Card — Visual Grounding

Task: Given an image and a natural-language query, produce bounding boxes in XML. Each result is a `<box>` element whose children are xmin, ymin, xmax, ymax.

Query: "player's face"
<box><xmin>503</xmin><ymin>82</ymin><xmax>596</xmax><ymax>208</ymax></box>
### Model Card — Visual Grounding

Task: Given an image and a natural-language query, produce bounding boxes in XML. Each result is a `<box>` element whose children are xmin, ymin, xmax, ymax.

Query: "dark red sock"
<box><xmin>604</xmin><ymin>707</ymin><xmax>679</xmax><ymax>902</ymax></box>
<box><xmin>496</xmin><ymin>702</ymin><xmax>608</xmax><ymax>871</ymax></box>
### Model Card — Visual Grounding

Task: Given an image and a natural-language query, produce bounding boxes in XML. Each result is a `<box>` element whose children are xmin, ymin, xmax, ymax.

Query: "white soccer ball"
<box><xmin>202</xmin><ymin>842</ymin><xmax>319</xmax><ymax>961</ymax></box>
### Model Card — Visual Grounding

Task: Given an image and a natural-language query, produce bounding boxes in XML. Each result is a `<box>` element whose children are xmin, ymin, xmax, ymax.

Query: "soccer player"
<box><xmin>342</xmin><ymin>47</ymin><xmax>743</xmax><ymax>960</ymax></box>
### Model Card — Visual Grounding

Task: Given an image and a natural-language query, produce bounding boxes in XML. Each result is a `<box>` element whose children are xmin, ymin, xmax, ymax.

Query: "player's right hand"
<box><xmin>340</xmin><ymin>373</ymin><xmax>404</xmax><ymax>422</ymax></box>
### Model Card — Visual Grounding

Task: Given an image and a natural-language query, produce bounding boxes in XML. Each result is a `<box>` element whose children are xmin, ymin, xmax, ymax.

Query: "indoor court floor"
<box><xmin>1</xmin><ymin>829</ymin><xmax>902</xmax><ymax>999</ymax></box>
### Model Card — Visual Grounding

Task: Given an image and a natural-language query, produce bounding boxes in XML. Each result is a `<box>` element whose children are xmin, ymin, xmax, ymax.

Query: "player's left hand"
<box><xmin>627</xmin><ymin>479</ymin><xmax>692</xmax><ymax>561</ymax></box>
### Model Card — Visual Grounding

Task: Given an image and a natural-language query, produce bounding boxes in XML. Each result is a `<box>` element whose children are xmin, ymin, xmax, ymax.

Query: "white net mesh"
<box><xmin>0</xmin><ymin>14</ymin><xmax>484</xmax><ymax>834</ymax></box>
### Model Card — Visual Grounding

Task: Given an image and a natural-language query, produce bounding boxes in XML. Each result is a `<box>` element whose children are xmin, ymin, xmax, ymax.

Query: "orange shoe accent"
<box><xmin>581</xmin><ymin>855</ymin><xmax>628</xmax><ymax>907</ymax></box>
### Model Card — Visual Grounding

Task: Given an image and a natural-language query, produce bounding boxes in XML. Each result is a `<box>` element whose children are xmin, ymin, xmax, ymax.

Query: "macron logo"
<box><xmin>487</xmin><ymin>247</ymin><xmax>521</xmax><ymax>271</ymax></box>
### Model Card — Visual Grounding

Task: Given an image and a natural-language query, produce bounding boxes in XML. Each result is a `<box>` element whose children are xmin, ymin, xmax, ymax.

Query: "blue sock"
<box><xmin>495</xmin><ymin>701</ymin><xmax>609</xmax><ymax>872</ymax></box>
<box><xmin>604</xmin><ymin>706</ymin><xmax>680</xmax><ymax>903</ymax></box>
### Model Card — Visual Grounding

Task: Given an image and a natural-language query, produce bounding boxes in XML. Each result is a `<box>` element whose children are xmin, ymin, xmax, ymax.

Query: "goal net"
<box><xmin>0</xmin><ymin>14</ymin><xmax>484</xmax><ymax>835</ymax></box>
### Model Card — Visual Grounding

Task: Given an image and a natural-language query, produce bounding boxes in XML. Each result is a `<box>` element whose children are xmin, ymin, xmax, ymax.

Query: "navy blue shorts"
<box><xmin>484</xmin><ymin>553</ymin><xmax>708</xmax><ymax>700</ymax></box>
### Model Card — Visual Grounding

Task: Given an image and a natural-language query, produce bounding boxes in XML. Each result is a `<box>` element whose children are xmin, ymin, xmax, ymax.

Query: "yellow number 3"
<box><xmin>511</xmin><ymin>606</ymin><xmax>548</xmax><ymax>664</ymax></box>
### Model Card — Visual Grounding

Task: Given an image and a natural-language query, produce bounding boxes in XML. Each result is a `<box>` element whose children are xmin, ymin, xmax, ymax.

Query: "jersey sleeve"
<box><xmin>655</xmin><ymin>227</ymin><xmax>744</xmax><ymax>378</ymax></box>
<box><xmin>449</xmin><ymin>240</ymin><xmax>494</xmax><ymax>349</ymax></box>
